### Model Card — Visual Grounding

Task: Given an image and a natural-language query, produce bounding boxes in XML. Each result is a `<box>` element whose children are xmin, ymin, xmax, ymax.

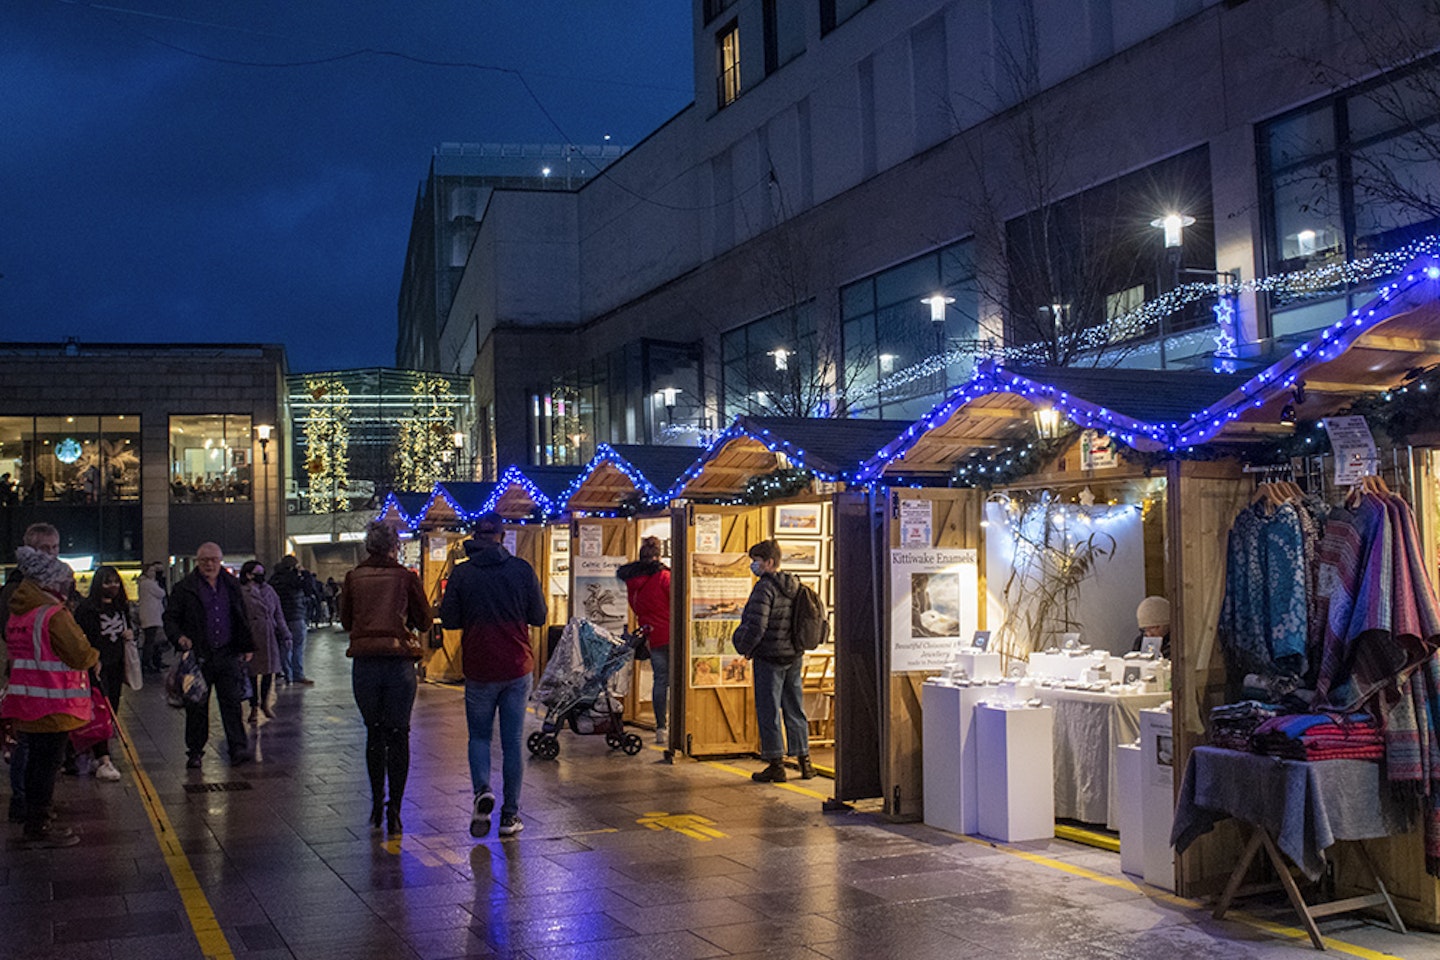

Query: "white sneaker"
<box><xmin>654</xmin><ymin>727</ymin><xmax>668</xmax><ymax>745</ymax></box>
<box><xmin>470</xmin><ymin>789</ymin><xmax>495</xmax><ymax>838</ymax></box>
<box><xmin>94</xmin><ymin>757</ymin><xmax>122</xmax><ymax>782</ymax></box>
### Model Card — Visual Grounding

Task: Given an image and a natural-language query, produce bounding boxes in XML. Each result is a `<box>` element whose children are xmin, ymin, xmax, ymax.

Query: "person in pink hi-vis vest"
<box><xmin>1</xmin><ymin>546</ymin><xmax>98</xmax><ymax>847</ymax></box>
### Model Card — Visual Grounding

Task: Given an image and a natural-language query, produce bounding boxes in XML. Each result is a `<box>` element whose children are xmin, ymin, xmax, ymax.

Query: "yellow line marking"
<box><xmin>1054</xmin><ymin>823</ymin><xmax>1121</xmax><ymax>853</ymax></box>
<box><xmin>114</xmin><ymin>721</ymin><xmax>237</xmax><ymax>960</ymax></box>
<box><xmin>637</xmin><ymin>811</ymin><xmax>727</xmax><ymax>841</ymax></box>
<box><xmin>952</xmin><ymin>834</ymin><xmax>1399</xmax><ymax>959</ymax></box>
<box><xmin>702</xmin><ymin>759</ymin><xmax>830</xmax><ymax>800</ymax></box>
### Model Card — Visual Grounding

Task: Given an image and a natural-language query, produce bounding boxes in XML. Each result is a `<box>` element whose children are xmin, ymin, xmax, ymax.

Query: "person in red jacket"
<box><xmin>618</xmin><ymin>537</ymin><xmax>671</xmax><ymax>745</ymax></box>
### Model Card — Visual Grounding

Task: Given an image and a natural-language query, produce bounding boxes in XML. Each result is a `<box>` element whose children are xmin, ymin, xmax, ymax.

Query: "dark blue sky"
<box><xmin>0</xmin><ymin>1</ymin><xmax>694</xmax><ymax>371</ymax></box>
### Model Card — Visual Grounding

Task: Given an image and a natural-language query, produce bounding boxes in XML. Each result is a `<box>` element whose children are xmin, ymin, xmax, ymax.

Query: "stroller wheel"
<box><xmin>527</xmin><ymin>731</ymin><xmax>547</xmax><ymax>756</ymax></box>
<box><xmin>621</xmin><ymin>733</ymin><xmax>644</xmax><ymax>756</ymax></box>
<box><xmin>605</xmin><ymin>733</ymin><xmax>622</xmax><ymax>749</ymax></box>
<box><xmin>536</xmin><ymin>737</ymin><xmax>560</xmax><ymax>760</ymax></box>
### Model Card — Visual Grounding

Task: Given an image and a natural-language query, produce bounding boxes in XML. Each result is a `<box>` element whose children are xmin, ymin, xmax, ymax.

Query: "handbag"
<box><xmin>123</xmin><ymin>638</ymin><xmax>143</xmax><ymax>691</ymax></box>
<box><xmin>166</xmin><ymin>651</ymin><xmax>208</xmax><ymax>708</ymax></box>
<box><xmin>70</xmin><ymin>685</ymin><xmax>115</xmax><ymax>752</ymax></box>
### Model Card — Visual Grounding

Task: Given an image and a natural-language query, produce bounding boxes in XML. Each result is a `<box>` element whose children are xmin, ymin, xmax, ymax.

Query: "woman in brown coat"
<box><xmin>340</xmin><ymin>521</ymin><xmax>432</xmax><ymax>837</ymax></box>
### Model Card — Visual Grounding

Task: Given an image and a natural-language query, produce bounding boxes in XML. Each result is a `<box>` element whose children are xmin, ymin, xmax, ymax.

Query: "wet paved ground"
<box><xmin>1</xmin><ymin>626</ymin><xmax>1435</xmax><ymax>959</ymax></box>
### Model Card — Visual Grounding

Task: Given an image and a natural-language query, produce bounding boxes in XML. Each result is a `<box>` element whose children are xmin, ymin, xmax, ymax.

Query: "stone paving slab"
<box><xmin>0</xmin><ymin>625</ymin><xmax>1435</xmax><ymax>959</ymax></box>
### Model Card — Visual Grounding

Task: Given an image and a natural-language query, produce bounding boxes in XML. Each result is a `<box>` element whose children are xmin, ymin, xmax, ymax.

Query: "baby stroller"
<box><xmin>528</xmin><ymin>619</ymin><xmax>646</xmax><ymax>759</ymax></box>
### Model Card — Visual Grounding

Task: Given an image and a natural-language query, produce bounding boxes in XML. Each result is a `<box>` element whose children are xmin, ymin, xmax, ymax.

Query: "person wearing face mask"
<box><xmin>73</xmin><ymin>565</ymin><xmax>132</xmax><ymax>782</ymax></box>
<box><xmin>238</xmin><ymin>561</ymin><xmax>291</xmax><ymax>724</ymax></box>
<box><xmin>731</xmin><ymin>539</ymin><xmax>814</xmax><ymax>783</ymax></box>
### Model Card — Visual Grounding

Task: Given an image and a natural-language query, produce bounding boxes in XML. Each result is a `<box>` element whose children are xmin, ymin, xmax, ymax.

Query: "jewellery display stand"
<box><xmin>976</xmin><ymin>703</ymin><xmax>1054</xmax><ymax>842</ymax></box>
<box><xmin>922</xmin><ymin>680</ymin><xmax>988</xmax><ymax>835</ymax></box>
<box><xmin>1117</xmin><ymin>742</ymin><xmax>1144</xmax><ymax>878</ymax></box>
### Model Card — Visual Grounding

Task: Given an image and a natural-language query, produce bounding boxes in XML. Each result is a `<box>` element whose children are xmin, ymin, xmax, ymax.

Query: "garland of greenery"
<box><xmin>950</xmin><ymin>425</ymin><xmax>1075</xmax><ymax>488</ymax></box>
<box><xmin>741</xmin><ymin>467</ymin><xmax>813</xmax><ymax>504</ymax></box>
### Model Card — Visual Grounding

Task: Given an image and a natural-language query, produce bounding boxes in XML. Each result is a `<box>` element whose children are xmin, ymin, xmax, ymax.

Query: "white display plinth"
<box><xmin>953</xmin><ymin>650</ymin><xmax>1003</xmax><ymax>682</ymax></box>
<box><xmin>1116</xmin><ymin>743</ymin><xmax>1144</xmax><ymax>878</ymax></box>
<box><xmin>1139</xmin><ymin>707</ymin><xmax>1176</xmax><ymax>891</ymax></box>
<box><xmin>975</xmin><ymin>703</ymin><xmax>1054</xmax><ymax>842</ymax></box>
<box><xmin>922</xmin><ymin>681</ymin><xmax>988</xmax><ymax>834</ymax></box>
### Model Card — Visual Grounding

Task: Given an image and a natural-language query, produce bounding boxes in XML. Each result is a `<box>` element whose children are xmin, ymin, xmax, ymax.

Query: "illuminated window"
<box><xmin>716</xmin><ymin>21</ymin><xmax>741</xmax><ymax>110</ymax></box>
<box><xmin>169</xmin><ymin>415</ymin><xmax>253</xmax><ymax>503</ymax></box>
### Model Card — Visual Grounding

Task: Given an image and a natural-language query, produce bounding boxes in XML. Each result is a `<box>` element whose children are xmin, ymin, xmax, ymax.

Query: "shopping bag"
<box><xmin>166</xmin><ymin>652</ymin><xmax>208</xmax><ymax>708</ymax></box>
<box><xmin>123</xmin><ymin>638</ymin><xmax>143</xmax><ymax>691</ymax></box>
<box><xmin>69</xmin><ymin>686</ymin><xmax>114</xmax><ymax>752</ymax></box>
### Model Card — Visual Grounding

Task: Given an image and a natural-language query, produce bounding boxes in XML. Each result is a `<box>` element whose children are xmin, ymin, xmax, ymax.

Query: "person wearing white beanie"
<box><xmin>1132</xmin><ymin>595</ymin><xmax>1171</xmax><ymax>659</ymax></box>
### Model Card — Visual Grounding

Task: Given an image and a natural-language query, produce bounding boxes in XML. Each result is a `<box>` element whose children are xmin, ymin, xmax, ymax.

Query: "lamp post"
<box><xmin>921</xmin><ymin>293</ymin><xmax>955</xmax><ymax>386</ymax></box>
<box><xmin>452</xmin><ymin>430</ymin><xmax>465</xmax><ymax>479</ymax></box>
<box><xmin>255</xmin><ymin>423</ymin><xmax>273</xmax><ymax>465</ymax></box>
<box><xmin>656</xmin><ymin>387</ymin><xmax>680</xmax><ymax>426</ymax></box>
<box><xmin>1150</xmin><ymin>213</ymin><xmax>1194</xmax><ymax>369</ymax></box>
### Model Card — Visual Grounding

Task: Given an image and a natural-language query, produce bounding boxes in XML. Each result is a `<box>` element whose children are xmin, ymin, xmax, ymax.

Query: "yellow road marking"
<box><xmin>114</xmin><ymin>721</ymin><xmax>237</xmax><ymax>960</ymax></box>
<box><xmin>702</xmin><ymin>759</ymin><xmax>830</xmax><ymax>800</ymax></box>
<box><xmin>953</xmin><ymin>834</ymin><xmax>1399</xmax><ymax>959</ymax></box>
<box><xmin>637</xmin><ymin>811</ymin><xmax>727</xmax><ymax>841</ymax></box>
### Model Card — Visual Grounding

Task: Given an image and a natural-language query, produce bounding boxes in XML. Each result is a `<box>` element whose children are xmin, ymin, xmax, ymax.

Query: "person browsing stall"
<box><xmin>617</xmin><ymin>536</ymin><xmax>672</xmax><ymax>745</ymax></box>
<box><xmin>1131</xmin><ymin>595</ymin><xmax>1171</xmax><ymax>659</ymax></box>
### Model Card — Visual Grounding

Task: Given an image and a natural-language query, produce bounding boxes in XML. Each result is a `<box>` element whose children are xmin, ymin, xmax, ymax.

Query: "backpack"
<box><xmin>790</xmin><ymin>582</ymin><xmax>830</xmax><ymax>651</ymax></box>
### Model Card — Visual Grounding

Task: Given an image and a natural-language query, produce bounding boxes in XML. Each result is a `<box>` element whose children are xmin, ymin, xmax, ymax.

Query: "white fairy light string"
<box><xmin>855</xmin><ymin>234</ymin><xmax>1440</xmax><ymax>403</ymax></box>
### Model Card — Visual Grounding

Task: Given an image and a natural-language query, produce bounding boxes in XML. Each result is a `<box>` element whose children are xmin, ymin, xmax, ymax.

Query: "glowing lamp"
<box><xmin>1032</xmin><ymin>406</ymin><xmax>1061</xmax><ymax>440</ymax></box>
<box><xmin>921</xmin><ymin>294</ymin><xmax>955</xmax><ymax>322</ymax></box>
<box><xmin>1150</xmin><ymin>213</ymin><xmax>1195</xmax><ymax>248</ymax></box>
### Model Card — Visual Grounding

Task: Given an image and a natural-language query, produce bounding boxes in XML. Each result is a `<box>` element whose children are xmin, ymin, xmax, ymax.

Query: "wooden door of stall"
<box><xmin>504</xmin><ymin>523</ymin><xmax>551</xmax><ymax>682</ymax></box>
<box><xmin>882</xmin><ymin>487</ymin><xmax>983</xmax><ymax>820</ymax></box>
<box><xmin>420</xmin><ymin>531</ymin><xmax>468</xmax><ymax>682</ymax></box>
<box><xmin>674</xmin><ymin>503</ymin><xmax>766</xmax><ymax>756</ymax></box>
<box><xmin>568</xmin><ymin>517</ymin><xmax>644</xmax><ymax>718</ymax></box>
<box><xmin>833</xmin><ymin>488</ymin><xmax>884</xmax><ymax>803</ymax></box>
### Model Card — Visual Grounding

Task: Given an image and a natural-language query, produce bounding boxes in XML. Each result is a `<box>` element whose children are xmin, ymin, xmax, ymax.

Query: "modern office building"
<box><xmin>402</xmin><ymin>0</ymin><xmax>1440</xmax><ymax>472</ymax></box>
<box><xmin>0</xmin><ymin>341</ymin><xmax>288</xmax><ymax>573</ymax></box>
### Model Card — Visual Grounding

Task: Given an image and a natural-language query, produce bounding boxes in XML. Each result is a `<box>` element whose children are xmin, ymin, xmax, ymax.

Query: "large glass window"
<box><xmin>820</xmin><ymin>0</ymin><xmax>871</xmax><ymax>34</ymax></box>
<box><xmin>1260</xmin><ymin>62</ymin><xmax>1440</xmax><ymax>336</ymax></box>
<box><xmin>6</xmin><ymin>415</ymin><xmax>142</xmax><ymax>504</ymax></box>
<box><xmin>722</xmin><ymin>303</ymin><xmax>823</xmax><ymax>419</ymax></box>
<box><xmin>169</xmin><ymin>415</ymin><xmax>253</xmax><ymax>502</ymax></box>
<box><xmin>840</xmin><ymin>239</ymin><xmax>979</xmax><ymax>419</ymax></box>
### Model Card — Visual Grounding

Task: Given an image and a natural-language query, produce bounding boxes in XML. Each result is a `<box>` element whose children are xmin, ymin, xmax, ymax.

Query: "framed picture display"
<box><xmin>776</xmin><ymin>538</ymin><xmax>822</xmax><ymax>571</ymax></box>
<box><xmin>774</xmin><ymin>502</ymin><xmax>824</xmax><ymax>537</ymax></box>
<box><xmin>796</xmin><ymin>575</ymin><xmax>822</xmax><ymax>596</ymax></box>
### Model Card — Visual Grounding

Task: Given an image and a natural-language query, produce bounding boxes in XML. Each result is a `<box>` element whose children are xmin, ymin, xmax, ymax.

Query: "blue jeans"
<box><xmin>753</xmin><ymin>657</ymin><xmax>809</xmax><ymax>761</ymax></box>
<box><xmin>286</xmin><ymin>618</ymin><xmax>308</xmax><ymax>681</ymax></box>
<box><xmin>649</xmin><ymin>646</ymin><xmax>670</xmax><ymax>729</ymax></box>
<box><xmin>464</xmin><ymin>674</ymin><xmax>532</xmax><ymax>817</ymax></box>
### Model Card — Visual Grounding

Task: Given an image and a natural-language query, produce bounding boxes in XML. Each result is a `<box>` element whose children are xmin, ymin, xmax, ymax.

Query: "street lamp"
<box><xmin>1150</xmin><ymin>213</ymin><xmax>1195</xmax><ymax>249</ymax></box>
<box><xmin>769</xmin><ymin>348</ymin><xmax>790</xmax><ymax>371</ymax></box>
<box><xmin>921</xmin><ymin>293</ymin><xmax>955</xmax><ymax>323</ymax></box>
<box><xmin>255</xmin><ymin>424</ymin><xmax>273</xmax><ymax>465</ymax></box>
<box><xmin>656</xmin><ymin>387</ymin><xmax>680</xmax><ymax>426</ymax></box>
<box><xmin>1032</xmin><ymin>405</ymin><xmax>1061</xmax><ymax>440</ymax></box>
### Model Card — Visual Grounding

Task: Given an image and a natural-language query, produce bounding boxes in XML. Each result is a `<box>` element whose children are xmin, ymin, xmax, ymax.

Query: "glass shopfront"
<box><xmin>169</xmin><ymin>415</ymin><xmax>253</xmax><ymax>503</ymax></box>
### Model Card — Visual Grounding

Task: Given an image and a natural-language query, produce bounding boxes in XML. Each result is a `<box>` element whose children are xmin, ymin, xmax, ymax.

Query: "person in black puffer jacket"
<box><xmin>268</xmin><ymin>556</ymin><xmax>311</xmax><ymax>685</ymax></box>
<box><xmin>731</xmin><ymin>539</ymin><xmax>813</xmax><ymax>783</ymax></box>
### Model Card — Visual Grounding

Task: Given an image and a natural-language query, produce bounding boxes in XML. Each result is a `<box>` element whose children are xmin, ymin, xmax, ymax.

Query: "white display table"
<box><xmin>951</xmin><ymin>650</ymin><xmax>1002</xmax><ymax>682</ymax></box>
<box><xmin>975</xmin><ymin>703</ymin><xmax>1054</xmax><ymax>842</ymax></box>
<box><xmin>921</xmin><ymin>681</ymin><xmax>988</xmax><ymax>834</ymax></box>
<box><xmin>1034</xmin><ymin>687</ymin><xmax>1170</xmax><ymax>829</ymax></box>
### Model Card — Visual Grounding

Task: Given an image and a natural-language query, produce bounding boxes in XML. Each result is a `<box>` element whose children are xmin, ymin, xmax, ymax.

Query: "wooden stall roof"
<box><xmin>669</xmin><ymin>415</ymin><xmax>913</xmax><ymax>499</ymax></box>
<box><xmin>563</xmin><ymin>443</ymin><xmax>702</xmax><ymax>513</ymax></box>
<box><xmin>375</xmin><ymin>490</ymin><xmax>430</xmax><ymax>530</ymax></box>
<box><xmin>403</xmin><ymin>481</ymin><xmax>497</xmax><ymax>530</ymax></box>
<box><xmin>482</xmin><ymin>465</ymin><xmax>580</xmax><ymax>520</ymax></box>
<box><xmin>1161</xmin><ymin>278</ymin><xmax>1440</xmax><ymax>448</ymax></box>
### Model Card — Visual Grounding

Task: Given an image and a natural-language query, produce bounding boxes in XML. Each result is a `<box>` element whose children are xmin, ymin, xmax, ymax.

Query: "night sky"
<box><xmin>1</xmin><ymin>1</ymin><xmax>693</xmax><ymax>371</ymax></box>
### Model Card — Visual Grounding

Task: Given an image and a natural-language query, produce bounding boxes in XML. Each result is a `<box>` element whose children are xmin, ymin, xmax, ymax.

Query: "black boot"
<box><xmin>385</xmin><ymin>802</ymin><xmax>403</xmax><ymax>838</ymax></box>
<box><xmin>797</xmin><ymin>755</ymin><xmax>817</xmax><ymax>780</ymax></box>
<box><xmin>384</xmin><ymin>727</ymin><xmax>409</xmax><ymax>838</ymax></box>
<box><xmin>751</xmin><ymin>759</ymin><xmax>787</xmax><ymax>783</ymax></box>
<box><xmin>365</xmin><ymin>726</ymin><xmax>386</xmax><ymax>829</ymax></box>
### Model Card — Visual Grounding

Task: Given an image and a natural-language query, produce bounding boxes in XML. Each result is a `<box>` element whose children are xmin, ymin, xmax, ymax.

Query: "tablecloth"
<box><xmin>1035</xmin><ymin>687</ymin><xmax>1170</xmax><ymax>829</ymax></box>
<box><xmin>1171</xmin><ymin>745</ymin><xmax>1413</xmax><ymax>880</ymax></box>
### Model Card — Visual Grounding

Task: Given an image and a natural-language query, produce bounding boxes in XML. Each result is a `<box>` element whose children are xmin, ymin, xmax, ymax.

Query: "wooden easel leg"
<box><xmin>1259</xmin><ymin>832</ymin><xmax>1326</xmax><ymax>951</ymax></box>
<box><xmin>1355</xmin><ymin>842</ymin><xmax>1407</xmax><ymax>935</ymax></box>
<box><xmin>1214</xmin><ymin>829</ymin><xmax>1265</xmax><ymax>921</ymax></box>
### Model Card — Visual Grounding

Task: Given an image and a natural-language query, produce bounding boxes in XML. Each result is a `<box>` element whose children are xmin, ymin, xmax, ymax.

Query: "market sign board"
<box><xmin>889</xmin><ymin>549</ymin><xmax>979</xmax><ymax>673</ymax></box>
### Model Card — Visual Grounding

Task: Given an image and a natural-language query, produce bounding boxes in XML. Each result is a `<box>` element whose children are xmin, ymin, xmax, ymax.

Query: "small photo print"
<box><xmin>774</xmin><ymin>503</ymin><xmax>823</xmax><ymax>535</ymax></box>
<box><xmin>691</xmin><ymin>656</ymin><xmax>722</xmax><ymax>687</ymax></box>
<box><xmin>776</xmin><ymin>539</ymin><xmax>821</xmax><ymax>571</ymax></box>
<box><xmin>720</xmin><ymin>656</ymin><xmax>751</xmax><ymax>685</ymax></box>
<box><xmin>911</xmin><ymin>572</ymin><xmax>961</xmax><ymax>638</ymax></box>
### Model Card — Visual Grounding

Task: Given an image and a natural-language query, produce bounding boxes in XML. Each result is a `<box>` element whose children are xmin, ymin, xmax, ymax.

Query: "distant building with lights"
<box><xmin>402</xmin><ymin>0</ymin><xmax>1440</xmax><ymax>472</ymax></box>
<box><xmin>0</xmin><ymin>341</ymin><xmax>287</xmax><ymax>575</ymax></box>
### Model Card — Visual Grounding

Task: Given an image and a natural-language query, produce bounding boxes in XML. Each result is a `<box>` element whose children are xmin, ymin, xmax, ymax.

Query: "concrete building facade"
<box><xmin>401</xmin><ymin>0</ymin><xmax>1440</xmax><ymax>472</ymax></box>
<box><xmin>0</xmin><ymin>342</ymin><xmax>288</xmax><ymax>573</ymax></box>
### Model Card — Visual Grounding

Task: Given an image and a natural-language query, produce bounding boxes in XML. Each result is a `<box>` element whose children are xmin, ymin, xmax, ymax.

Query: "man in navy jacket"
<box><xmin>440</xmin><ymin>513</ymin><xmax>545</xmax><ymax>840</ymax></box>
